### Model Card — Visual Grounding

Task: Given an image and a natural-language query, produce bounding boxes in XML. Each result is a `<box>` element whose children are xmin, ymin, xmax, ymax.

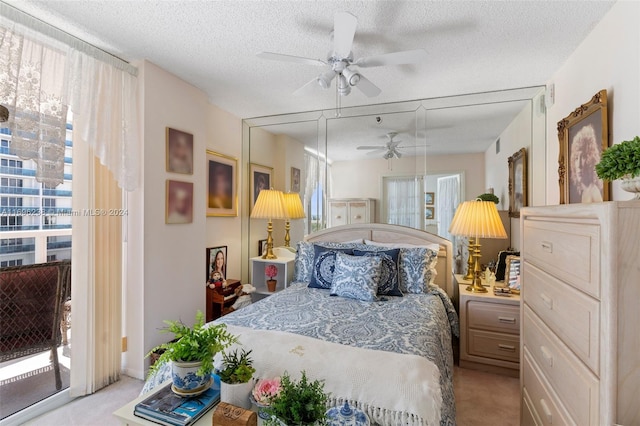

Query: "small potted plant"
<box><xmin>217</xmin><ymin>348</ymin><xmax>256</xmax><ymax>409</ymax></box>
<box><xmin>251</xmin><ymin>377</ymin><xmax>282</xmax><ymax>420</ymax></box>
<box><xmin>146</xmin><ymin>310</ymin><xmax>237</xmax><ymax>394</ymax></box>
<box><xmin>265</xmin><ymin>264</ymin><xmax>278</xmax><ymax>292</ymax></box>
<box><xmin>265</xmin><ymin>371</ymin><xmax>328</xmax><ymax>425</ymax></box>
<box><xmin>596</xmin><ymin>136</ymin><xmax>640</xmax><ymax>199</ymax></box>
<box><xmin>476</xmin><ymin>193</ymin><xmax>499</xmax><ymax>204</ymax></box>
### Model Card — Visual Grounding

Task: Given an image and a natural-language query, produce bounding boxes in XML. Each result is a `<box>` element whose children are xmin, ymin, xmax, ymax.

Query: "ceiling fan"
<box><xmin>257</xmin><ymin>12</ymin><xmax>428</xmax><ymax>98</ymax></box>
<box><xmin>357</xmin><ymin>132</ymin><xmax>422</xmax><ymax>159</ymax></box>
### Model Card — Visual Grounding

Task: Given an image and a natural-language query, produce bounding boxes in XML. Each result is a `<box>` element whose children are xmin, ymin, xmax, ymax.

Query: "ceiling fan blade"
<box><xmin>356</xmin><ymin>145</ymin><xmax>386</xmax><ymax>150</ymax></box>
<box><xmin>333</xmin><ymin>12</ymin><xmax>357</xmax><ymax>57</ymax></box>
<box><xmin>257</xmin><ymin>52</ymin><xmax>326</xmax><ymax>67</ymax></box>
<box><xmin>355</xmin><ymin>74</ymin><xmax>382</xmax><ymax>97</ymax></box>
<box><xmin>355</xmin><ymin>49</ymin><xmax>428</xmax><ymax>68</ymax></box>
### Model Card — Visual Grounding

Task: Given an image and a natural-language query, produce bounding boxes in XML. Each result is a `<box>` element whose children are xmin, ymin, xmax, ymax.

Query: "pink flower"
<box><xmin>252</xmin><ymin>377</ymin><xmax>281</xmax><ymax>405</ymax></box>
<box><xmin>265</xmin><ymin>264</ymin><xmax>278</xmax><ymax>279</ymax></box>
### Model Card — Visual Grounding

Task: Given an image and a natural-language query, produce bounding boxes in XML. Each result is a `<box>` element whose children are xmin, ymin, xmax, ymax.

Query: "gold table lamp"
<box><xmin>449</xmin><ymin>200</ymin><xmax>507</xmax><ymax>292</ymax></box>
<box><xmin>282</xmin><ymin>192</ymin><xmax>306</xmax><ymax>247</ymax></box>
<box><xmin>250</xmin><ymin>189</ymin><xmax>287</xmax><ymax>259</ymax></box>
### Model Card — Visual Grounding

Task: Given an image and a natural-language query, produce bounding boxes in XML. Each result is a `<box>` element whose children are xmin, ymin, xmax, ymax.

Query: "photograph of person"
<box><xmin>253</xmin><ymin>171</ymin><xmax>269</xmax><ymax>203</ymax></box>
<box><xmin>206</xmin><ymin>246</ymin><xmax>227</xmax><ymax>286</ymax></box>
<box><xmin>568</xmin><ymin>120</ymin><xmax>604</xmax><ymax>203</ymax></box>
<box><xmin>166</xmin><ymin>180</ymin><xmax>193</xmax><ymax>224</ymax></box>
<box><xmin>208</xmin><ymin>160</ymin><xmax>233</xmax><ymax>210</ymax></box>
<box><xmin>166</xmin><ymin>128</ymin><xmax>193</xmax><ymax>174</ymax></box>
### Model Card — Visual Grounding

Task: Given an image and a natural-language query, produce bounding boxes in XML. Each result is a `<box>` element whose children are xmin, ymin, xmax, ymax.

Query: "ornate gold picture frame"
<box><xmin>508</xmin><ymin>148</ymin><xmax>527</xmax><ymax>218</ymax></box>
<box><xmin>557</xmin><ymin>89</ymin><xmax>609</xmax><ymax>204</ymax></box>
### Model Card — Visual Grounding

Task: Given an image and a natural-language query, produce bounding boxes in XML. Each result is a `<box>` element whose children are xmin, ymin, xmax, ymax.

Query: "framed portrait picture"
<box><xmin>207</xmin><ymin>150</ymin><xmax>238</xmax><ymax>217</ymax></box>
<box><xmin>291</xmin><ymin>167</ymin><xmax>301</xmax><ymax>193</ymax></box>
<box><xmin>425</xmin><ymin>206</ymin><xmax>435</xmax><ymax>220</ymax></box>
<box><xmin>258</xmin><ymin>239</ymin><xmax>267</xmax><ymax>256</ymax></box>
<box><xmin>166</xmin><ymin>180</ymin><xmax>193</xmax><ymax>224</ymax></box>
<box><xmin>508</xmin><ymin>147</ymin><xmax>527</xmax><ymax>218</ymax></box>
<box><xmin>557</xmin><ymin>89</ymin><xmax>609</xmax><ymax>204</ymax></box>
<box><xmin>250</xmin><ymin>163</ymin><xmax>273</xmax><ymax>210</ymax></box>
<box><xmin>206</xmin><ymin>246</ymin><xmax>227</xmax><ymax>283</ymax></box>
<box><xmin>425</xmin><ymin>192</ymin><xmax>434</xmax><ymax>205</ymax></box>
<box><xmin>505</xmin><ymin>255</ymin><xmax>521</xmax><ymax>292</ymax></box>
<box><xmin>166</xmin><ymin>127</ymin><xmax>193</xmax><ymax>174</ymax></box>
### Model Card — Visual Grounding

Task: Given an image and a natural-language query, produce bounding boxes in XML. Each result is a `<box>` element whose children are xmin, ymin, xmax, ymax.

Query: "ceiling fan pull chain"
<box><xmin>335</xmin><ymin>81</ymin><xmax>341</xmax><ymax>117</ymax></box>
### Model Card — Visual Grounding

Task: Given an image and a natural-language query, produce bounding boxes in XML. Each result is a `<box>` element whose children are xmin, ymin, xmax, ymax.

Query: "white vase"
<box><xmin>220</xmin><ymin>381</ymin><xmax>253</xmax><ymax>409</ymax></box>
<box><xmin>171</xmin><ymin>360</ymin><xmax>209</xmax><ymax>393</ymax></box>
<box><xmin>620</xmin><ymin>175</ymin><xmax>640</xmax><ymax>200</ymax></box>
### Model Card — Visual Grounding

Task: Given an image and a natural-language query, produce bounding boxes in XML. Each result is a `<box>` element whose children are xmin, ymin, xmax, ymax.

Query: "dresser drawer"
<box><xmin>523</xmin><ymin>219</ymin><xmax>600</xmax><ymax>298</ymax></box>
<box><xmin>523</xmin><ymin>350</ymin><xmax>575</xmax><ymax>426</ymax></box>
<box><xmin>467</xmin><ymin>300</ymin><xmax>519</xmax><ymax>334</ymax></box>
<box><xmin>349</xmin><ymin>202</ymin><xmax>369</xmax><ymax>224</ymax></box>
<box><xmin>524</xmin><ymin>263</ymin><xmax>600</xmax><ymax>374</ymax></box>
<box><xmin>524</xmin><ymin>306</ymin><xmax>599</xmax><ymax>425</ymax></box>
<box><xmin>522</xmin><ymin>390</ymin><xmax>542</xmax><ymax>426</ymax></box>
<box><xmin>468</xmin><ymin>329</ymin><xmax>519</xmax><ymax>363</ymax></box>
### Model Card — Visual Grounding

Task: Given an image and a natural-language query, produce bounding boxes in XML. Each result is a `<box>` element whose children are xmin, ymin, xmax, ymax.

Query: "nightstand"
<box><xmin>250</xmin><ymin>248</ymin><xmax>295</xmax><ymax>297</ymax></box>
<box><xmin>456</xmin><ymin>274</ymin><xmax>520</xmax><ymax>377</ymax></box>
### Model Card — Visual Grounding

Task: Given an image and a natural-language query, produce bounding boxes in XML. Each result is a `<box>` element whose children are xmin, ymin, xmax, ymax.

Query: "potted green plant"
<box><xmin>218</xmin><ymin>348</ymin><xmax>256</xmax><ymax>409</ymax></box>
<box><xmin>146</xmin><ymin>310</ymin><xmax>237</xmax><ymax>394</ymax></box>
<box><xmin>265</xmin><ymin>371</ymin><xmax>328</xmax><ymax>425</ymax></box>
<box><xmin>596</xmin><ymin>136</ymin><xmax>640</xmax><ymax>199</ymax></box>
<box><xmin>476</xmin><ymin>193</ymin><xmax>500</xmax><ymax>204</ymax></box>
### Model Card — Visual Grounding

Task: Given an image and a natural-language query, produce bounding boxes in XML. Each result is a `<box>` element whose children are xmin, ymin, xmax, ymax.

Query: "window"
<box><xmin>1</xmin><ymin>259</ymin><xmax>23</xmax><ymax>267</ymax></box>
<box><xmin>1</xmin><ymin>178</ymin><xmax>23</xmax><ymax>188</ymax></box>
<box><xmin>47</xmin><ymin>254</ymin><xmax>57</xmax><ymax>262</ymax></box>
<box><xmin>1</xmin><ymin>216</ymin><xmax>23</xmax><ymax>229</ymax></box>
<box><xmin>1</xmin><ymin>159</ymin><xmax>23</xmax><ymax>168</ymax></box>
<box><xmin>383</xmin><ymin>176</ymin><xmax>422</xmax><ymax>228</ymax></box>
<box><xmin>1</xmin><ymin>197</ymin><xmax>22</xmax><ymax>207</ymax></box>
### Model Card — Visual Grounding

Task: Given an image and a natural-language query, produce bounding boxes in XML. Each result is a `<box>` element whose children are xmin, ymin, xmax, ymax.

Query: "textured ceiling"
<box><xmin>4</xmin><ymin>0</ymin><xmax>614</xmax><ymax>120</ymax></box>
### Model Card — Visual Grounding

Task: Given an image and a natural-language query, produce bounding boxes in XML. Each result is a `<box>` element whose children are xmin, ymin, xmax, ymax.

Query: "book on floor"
<box><xmin>134</xmin><ymin>375</ymin><xmax>220</xmax><ymax>426</ymax></box>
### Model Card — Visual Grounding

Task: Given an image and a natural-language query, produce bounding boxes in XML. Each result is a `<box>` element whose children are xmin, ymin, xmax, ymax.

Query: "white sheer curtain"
<box><xmin>303</xmin><ymin>152</ymin><xmax>329</xmax><ymax>232</ymax></box>
<box><xmin>437</xmin><ymin>175</ymin><xmax>467</xmax><ymax>274</ymax></box>
<box><xmin>384</xmin><ymin>176</ymin><xmax>421</xmax><ymax>228</ymax></box>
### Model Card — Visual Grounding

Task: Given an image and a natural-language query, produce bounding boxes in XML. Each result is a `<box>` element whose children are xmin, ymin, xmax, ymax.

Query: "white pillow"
<box><xmin>364</xmin><ymin>239</ymin><xmax>440</xmax><ymax>252</ymax></box>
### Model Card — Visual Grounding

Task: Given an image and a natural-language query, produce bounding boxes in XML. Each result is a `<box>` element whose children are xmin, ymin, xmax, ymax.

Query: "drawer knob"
<box><xmin>541</xmin><ymin>241</ymin><xmax>553</xmax><ymax>253</ymax></box>
<box><xmin>540</xmin><ymin>398</ymin><xmax>553</xmax><ymax>424</ymax></box>
<box><xmin>498</xmin><ymin>344</ymin><xmax>516</xmax><ymax>352</ymax></box>
<box><xmin>498</xmin><ymin>316</ymin><xmax>516</xmax><ymax>324</ymax></box>
<box><xmin>541</xmin><ymin>293</ymin><xmax>553</xmax><ymax>310</ymax></box>
<box><xmin>354</xmin><ymin>215</ymin><xmax>362</xmax><ymax>219</ymax></box>
<box><xmin>336</xmin><ymin>215</ymin><xmax>342</xmax><ymax>219</ymax></box>
<box><xmin>541</xmin><ymin>345</ymin><xmax>554</xmax><ymax>367</ymax></box>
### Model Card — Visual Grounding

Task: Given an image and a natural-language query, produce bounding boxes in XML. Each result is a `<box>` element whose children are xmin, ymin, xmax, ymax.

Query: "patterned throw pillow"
<box><xmin>330</xmin><ymin>252</ymin><xmax>382</xmax><ymax>302</ymax></box>
<box><xmin>399</xmin><ymin>247</ymin><xmax>439</xmax><ymax>294</ymax></box>
<box><xmin>308</xmin><ymin>245</ymin><xmax>355</xmax><ymax>289</ymax></box>
<box><xmin>353</xmin><ymin>248</ymin><xmax>402</xmax><ymax>297</ymax></box>
<box><xmin>294</xmin><ymin>241</ymin><xmax>362</xmax><ymax>283</ymax></box>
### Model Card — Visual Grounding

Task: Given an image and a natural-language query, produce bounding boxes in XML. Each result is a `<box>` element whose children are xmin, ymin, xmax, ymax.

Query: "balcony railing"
<box><xmin>0</xmin><ymin>228</ymin><xmax>72</xmax><ymax>264</ymax></box>
<box><xmin>0</xmin><ymin>187</ymin><xmax>41</xmax><ymax>195</ymax></box>
<box><xmin>0</xmin><ymin>167</ymin><xmax>73</xmax><ymax>181</ymax></box>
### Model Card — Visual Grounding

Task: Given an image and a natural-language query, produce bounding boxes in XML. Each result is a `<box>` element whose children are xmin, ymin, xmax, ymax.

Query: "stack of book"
<box><xmin>134</xmin><ymin>375</ymin><xmax>220</xmax><ymax>426</ymax></box>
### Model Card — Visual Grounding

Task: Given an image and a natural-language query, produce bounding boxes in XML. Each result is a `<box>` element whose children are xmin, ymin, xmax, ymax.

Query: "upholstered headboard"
<box><xmin>305</xmin><ymin>224</ymin><xmax>454</xmax><ymax>297</ymax></box>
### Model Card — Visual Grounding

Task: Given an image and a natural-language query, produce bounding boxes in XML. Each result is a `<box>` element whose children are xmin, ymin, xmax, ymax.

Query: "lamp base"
<box><xmin>261</xmin><ymin>220</ymin><xmax>278</xmax><ymax>259</ymax></box>
<box><xmin>284</xmin><ymin>220</ymin><xmax>291</xmax><ymax>248</ymax></box>
<box><xmin>465</xmin><ymin>243</ymin><xmax>487</xmax><ymax>293</ymax></box>
<box><xmin>463</xmin><ymin>237</ymin><xmax>476</xmax><ymax>280</ymax></box>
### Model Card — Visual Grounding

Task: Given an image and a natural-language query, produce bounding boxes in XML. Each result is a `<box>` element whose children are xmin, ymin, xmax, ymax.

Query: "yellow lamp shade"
<box><xmin>251</xmin><ymin>189</ymin><xmax>287</xmax><ymax>220</ymax></box>
<box><xmin>449</xmin><ymin>200</ymin><xmax>507</xmax><ymax>239</ymax></box>
<box><xmin>282</xmin><ymin>192</ymin><xmax>306</xmax><ymax>219</ymax></box>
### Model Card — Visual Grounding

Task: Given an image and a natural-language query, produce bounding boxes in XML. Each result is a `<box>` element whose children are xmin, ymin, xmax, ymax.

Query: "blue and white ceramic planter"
<box><xmin>171</xmin><ymin>360</ymin><xmax>209</xmax><ymax>393</ymax></box>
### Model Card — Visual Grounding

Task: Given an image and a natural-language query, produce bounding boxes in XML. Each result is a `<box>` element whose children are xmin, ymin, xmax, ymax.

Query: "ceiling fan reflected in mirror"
<box><xmin>357</xmin><ymin>132</ymin><xmax>425</xmax><ymax>159</ymax></box>
<box><xmin>257</xmin><ymin>12</ymin><xmax>428</xmax><ymax>98</ymax></box>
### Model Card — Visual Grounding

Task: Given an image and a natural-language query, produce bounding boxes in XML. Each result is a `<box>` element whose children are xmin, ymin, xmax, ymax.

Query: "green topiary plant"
<box><xmin>595</xmin><ymin>136</ymin><xmax>640</xmax><ymax>181</ymax></box>
<box><xmin>146</xmin><ymin>310</ymin><xmax>237</xmax><ymax>379</ymax></box>
<box><xmin>218</xmin><ymin>349</ymin><xmax>256</xmax><ymax>384</ymax></box>
<box><xmin>476</xmin><ymin>193</ymin><xmax>499</xmax><ymax>204</ymax></box>
<box><xmin>265</xmin><ymin>371</ymin><xmax>328</xmax><ymax>425</ymax></box>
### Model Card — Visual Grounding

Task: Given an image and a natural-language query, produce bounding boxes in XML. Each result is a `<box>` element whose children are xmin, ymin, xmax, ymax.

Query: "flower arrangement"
<box><xmin>265</xmin><ymin>264</ymin><xmax>278</xmax><ymax>279</ymax></box>
<box><xmin>252</xmin><ymin>377</ymin><xmax>282</xmax><ymax>406</ymax></box>
<box><xmin>595</xmin><ymin>136</ymin><xmax>640</xmax><ymax>181</ymax></box>
<box><xmin>265</xmin><ymin>371</ymin><xmax>328</xmax><ymax>425</ymax></box>
<box><xmin>218</xmin><ymin>349</ymin><xmax>256</xmax><ymax>384</ymax></box>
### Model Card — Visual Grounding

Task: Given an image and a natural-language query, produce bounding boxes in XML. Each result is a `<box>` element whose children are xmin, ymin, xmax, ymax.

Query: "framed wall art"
<box><xmin>425</xmin><ymin>206</ymin><xmax>435</xmax><ymax>220</ymax></box>
<box><xmin>166</xmin><ymin>127</ymin><xmax>194</xmax><ymax>174</ymax></box>
<box><xmin>508</xmin><ymin>147</ymin><xmax>527</xmax><ymax>218</ymax></box>
<box><xmin>250</xmin><ymin>163</ymin><xmax>273</xmax><ymax>210</ymax></box>
<box><xmin>207</xmin><ymin>150</ymin><xmax>238</xmax><ymax>217</ymax></box>
<box><xmin>505</xmin><ymin>255</ymin><xmax>521</xmax><ymax>292</ymax></box>
<box><xmin>166</xmin><ymin>180</ymin><xmax>193</xmax><ymax>224</ymax></box>
<box><xmin>291</xmin><ymin>167</ymin><xmax>301</xmax><ymax>193</ymax></box>
<box><xmin>425</xmin><ymin>192</ymin><xmax>434</xmax><ymax>205</ymax></box>
<box><xmin>206</xmin><ymin>246</ymin><xmax>227</xmax><ymax>283</ymax></box>
<box><xmin>258</xmin><ymin>239</ymin><xmax>267</xmax><ymax>256</ymax></box>
<box><xmin>557</xmin><ymin>89</ymin><xmax>609</xmax><ymax>204</ymax></box>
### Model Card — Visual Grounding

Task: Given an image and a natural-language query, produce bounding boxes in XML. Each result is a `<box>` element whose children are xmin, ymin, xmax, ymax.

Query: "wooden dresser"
<box><xmin>520</xmin><ymin>202</ymin><xmax>640</xmax><ymax>426</ymax></box>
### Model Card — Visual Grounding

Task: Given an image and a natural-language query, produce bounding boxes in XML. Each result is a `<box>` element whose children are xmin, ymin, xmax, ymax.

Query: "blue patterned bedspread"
<box><xmin>143</xmin><ymin>283</ymin><xmax>459</xmax><ymax>425</ymax></box>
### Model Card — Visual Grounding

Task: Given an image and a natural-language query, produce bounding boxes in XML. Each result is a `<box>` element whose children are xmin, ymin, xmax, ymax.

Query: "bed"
<box><xmin>143</xmin><ymin>224</ymin><xmax>458</xmax><ymax>426</ymax></box>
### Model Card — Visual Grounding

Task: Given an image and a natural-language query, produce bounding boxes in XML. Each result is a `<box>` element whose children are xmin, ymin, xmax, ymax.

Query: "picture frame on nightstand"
<box><xmin>505</xmin><ymin>255</ymin><xmax>521</xmax><ymax>292</ymax></box>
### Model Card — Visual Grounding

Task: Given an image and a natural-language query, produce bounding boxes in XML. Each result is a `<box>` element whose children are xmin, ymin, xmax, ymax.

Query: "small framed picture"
<box><xmin>557</xmin><ymin>89</ymin><xmax>609</xmax><ymax>204</ymax></box>
<box><xmin>425</xmin><ymin>206</ymin><xmax>435</xmax><ymax>220</ymax></box>
<box><xmin>291</xmin><ymin>167</ymin><xmax>301</xmax><ymax>193</ymax></box>
<box><xmin>207</xmin><ymin>150</ymin><xmax>238</xmax><ymax>217</ymax></box>
<box><xmin>258</xmin><ymin>239</ymin><xmax>267</xmax><ymax>256</ymax></box>
<box><xmin>166</xmin><ymin>127</ymin><xmax>193</xmax><ymax>174</ymax></box>
<box><xmin>250</xmin><ymin>163</ymin><xmax>273</xmax><ymax>210</ymax></box>
<box><xmin>508</xmin><ymin>148</ymin><xmax>527</xmax><ymax>218</ymax></box>
<box><xmin>425</xmin><ymin>192</ymin><xmax>434</xmax><ymax>205</ymax></box>
<box><xmin>166</xmin><ymin>180</ymin><xmax>193</xmax><ymax>224</ymax></box>
<box><xmin>206</xmin><ymin>246</ymin><xmax>227</xmax><ymax>283</ymax></box>
<box><xmin>505</xmin><ymin>255</ymin><xmax>521</xmax><ymax>291</ymax></box>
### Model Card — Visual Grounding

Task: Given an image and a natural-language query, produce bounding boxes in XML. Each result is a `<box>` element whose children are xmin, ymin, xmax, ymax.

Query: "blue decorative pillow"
<box><xmin>309</xmin><ymin>245</ymin><xmax>354</xmax><ymax>289</ymax></box>
<box><xmin>353</xmin><ymin>248</ymin><xmax>402</xmax><ymax>297</ymax></box>
<box><xmin>330</xmin><ymin>252</ymin><xmax>382</xmax><ymax>302</ymax></box>
<box><xmin>294</xmin><ymin>241</ymin><xmax>361</xmax><ymax>283</ymax></box>
<box><xmin>399</xmin><ymin>247</ymin><xmax>439</xmax><ymax>293</ymax></box>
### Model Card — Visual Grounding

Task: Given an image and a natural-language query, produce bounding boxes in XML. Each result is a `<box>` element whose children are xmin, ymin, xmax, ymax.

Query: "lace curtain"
<box><xmin>0</xmin><ymin>14</ymin><xmax>139</xmax><ymax>190</ymax></box>
<box><xmin>384</xmin><ymin>176</ymin><xmax>421</xmax><ymax>228</ymax></box>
